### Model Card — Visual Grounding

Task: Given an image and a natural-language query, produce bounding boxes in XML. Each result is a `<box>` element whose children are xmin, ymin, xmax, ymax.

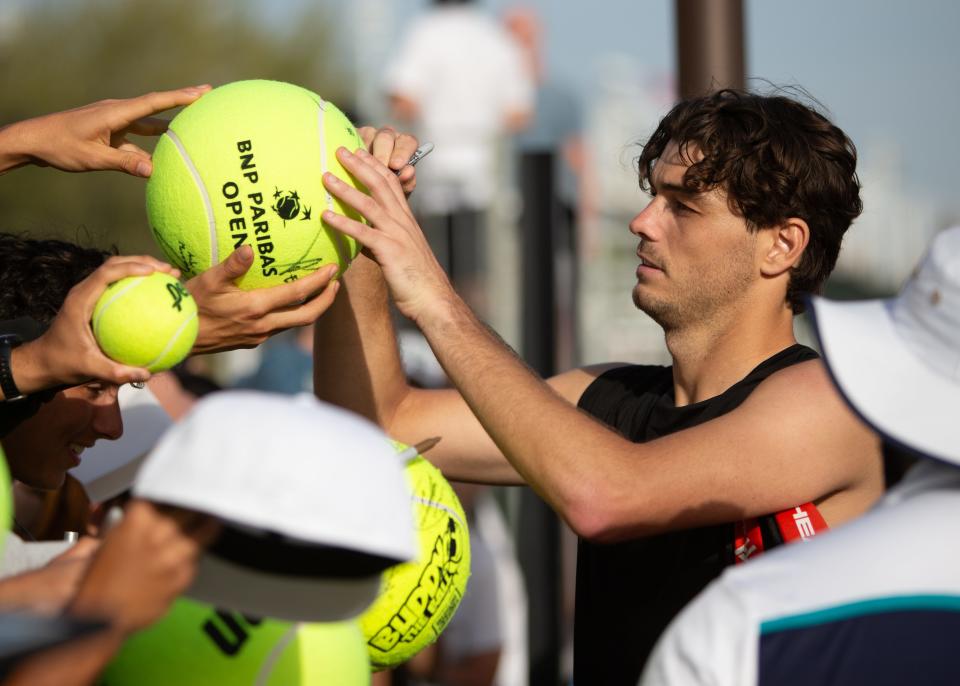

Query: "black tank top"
<box><xmin>573</xmin><ymin>344</ymin><xmax>819</xmax><ymax>685</ymax></box>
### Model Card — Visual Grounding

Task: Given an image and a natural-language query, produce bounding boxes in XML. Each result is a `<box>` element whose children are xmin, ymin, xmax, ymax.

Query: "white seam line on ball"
<box><xmin>318</xmin><ymin>99</ymin><xmax>333</xmax><ymax>214</ymax></box>
<box><xmin>143</xmin><ymin>311</ymin><xmax>197</xmax><ymax>370</ymax></box>
<box><xmin>317</xmin><ymin>101</ymin><xmax>352</xmax><ymax>268</ymax></box>
<box><xmin>253</xmin><ymin>623</ymin><xmax>301</xmax><ymax>686</ymax></box>
<box><xmin>411</xmin><ymin>495</ymin><xmax>467</xmax><ymax>530</ymax></box>
<box><xmin>165</xmin><ymin>129</ymin><xmax>218</xmax><ymax>266</ymax></box>
<box><xmin>92</xmin><ymin>277</ymin><xmax>146</xmax><ymax>337</ymax></box>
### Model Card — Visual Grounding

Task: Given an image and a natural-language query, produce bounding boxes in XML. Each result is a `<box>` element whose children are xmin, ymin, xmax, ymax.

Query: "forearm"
<box><xmin>4</xmin><ymin>341</ymin><xmax>57</xmax><ymax>399</ymax></box>
<box><xmin>4</xmin><ymin>628</ymin><xmax>127</xmax><ymax>686</ymax></box>
<box><xmin>313</xmin><ymin>253</ymin><xmax>410</xmax><ymax>426</ymax></box>
<box><xmin>313</xmin><ymin>256</ymin><xmax>523</xmax><ymax>485</ymax></box>
<box><xmin>0</xmin><ymin>120</ymin><xmax>33</xmax><ymax>174</ymax></box>
<box><xmin>416</xmin><ymin>300</ymin><xmax>631</xmax><ymax>534</ymax></box>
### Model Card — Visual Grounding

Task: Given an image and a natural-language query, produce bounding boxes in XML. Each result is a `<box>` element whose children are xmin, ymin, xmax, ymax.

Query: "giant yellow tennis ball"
<box><xmin>358</xmin><ymin>445</ymin><xmax>471</xmax><ymax>670</ymax></box>
<box><xmin>92</xmin><ymin>272</ymin><xmax>198</xmax><ymax>372</ymax></box>
<box><xmin>146</xmin><ymin>79</ymin><xmax>365</xmax><ymax>290</ymax></box>
<box><xmin>102</xmin><ymin>599</ymin><xmax>369</xmax><ymax>685</ymax></box>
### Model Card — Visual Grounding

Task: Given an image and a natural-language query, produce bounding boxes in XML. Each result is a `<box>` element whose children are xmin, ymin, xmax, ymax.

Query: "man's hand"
<box><xmin>0</xmin><ymin>538</ymin><xmax>99</xmax><ymax>615</ymax></box>
<box><xmin>321</xmin><ymin>147</ymin><xmax>456</xmax><ymax>327</ymax></box>
<box><xmin>10</xmin><ymin>256</ymin><xmax>179</xmax><ymax>396</ymax></box>
<box><xmin>186</xmin><ymin>245</ymin><xmax>340</xmax><ymax>353</ymax></box>
<box><xmin>0</xmin><ymin>85</ymin><xmax>211</xmax><ymax>177</ymax></box>
<box><xmin>69</xmin><ymin>500</ymin><xmax>220</xmax><ymax>634</ymax></box>
<box><xmin>357</xmin><ymin>126</ymin><xmax>419</xmax><ymax>195</ymax></box>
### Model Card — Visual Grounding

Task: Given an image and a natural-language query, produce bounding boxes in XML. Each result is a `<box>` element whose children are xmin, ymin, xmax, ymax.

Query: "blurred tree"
<box><xmin>0</xmin><ymin>0</ymin><xmax>351</xmax><ymax>255</ymax></box>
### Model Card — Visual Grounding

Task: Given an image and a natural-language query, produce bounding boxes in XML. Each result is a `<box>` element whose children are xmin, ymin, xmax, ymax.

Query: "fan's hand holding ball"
<box><xmin>92</xmin><ymin>272</ymin><xmax>198</xmax><ymax>372</ymax></box>
<box><xmin>185</xmin><ymin>245</ymin><xmax>340</xmax><ymax>354</ymax></box>
<box><xmin>146</xmin><ymin>80</ymin><xmax>367</xmax><ymax>290</ymax></box>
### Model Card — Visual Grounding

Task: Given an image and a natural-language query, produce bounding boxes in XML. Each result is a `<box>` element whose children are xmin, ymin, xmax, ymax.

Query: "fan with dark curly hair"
<box><xmin>0</xmin><ymin>233</ymin><xmax>115</xmax><ymax>324</ymax></box>
<box><xmin>0</xmin><ymin>233</ymin><xmax>124</xmax><ymax>493</ymax></box>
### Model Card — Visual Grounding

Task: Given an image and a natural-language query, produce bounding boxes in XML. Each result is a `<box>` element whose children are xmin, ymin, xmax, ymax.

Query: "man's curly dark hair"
<box><xmin>637</xmin><ymin>88</ymin><xmax>863</xmax><ymax>313</ymax></box>
<box><xmin>0</xmin><ymin>233</ymin><xmax>115</xmax><ymax>324</ymax></box>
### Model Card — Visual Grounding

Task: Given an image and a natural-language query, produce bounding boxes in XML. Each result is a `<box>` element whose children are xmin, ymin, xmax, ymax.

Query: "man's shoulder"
<box><xmin>740</xmin><ymin>358</ymin><xmax>878</xmax><ymax>463</ymax></box>
<box><xmin>548</xmin><ymin>362</ymin><xmax>669</xmax><ymax>405</ymax></box>
<box><xmin>743</xmin><ymin>358</ymin><xmax>837</xmax><ymax>411</ymax></box>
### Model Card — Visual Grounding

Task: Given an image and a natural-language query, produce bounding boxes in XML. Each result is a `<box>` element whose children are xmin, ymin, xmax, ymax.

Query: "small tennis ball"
<box><xmin>146</xmin><ymin>79</ymin><xmax>365</xmax><ymax>290</ymax></box>
<box><xmin>102</xmin><ymin>599</ymin><xmax>370</xmax><ymax>685</ymax></box>
<box><xmin>358</xmin><ymin>444</ymin><xmax>471</xmax><ymax>671</ymax></box>
<box><xmin>92</xmin><ymin>272</ymin><xmax>198</xmax><ymax>372</ymax></box>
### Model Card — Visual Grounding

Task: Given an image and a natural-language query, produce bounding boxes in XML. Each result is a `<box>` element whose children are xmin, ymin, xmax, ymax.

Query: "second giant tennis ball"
<box><xmin>358</xmin><ymin>445</ymin><xmax>471</xmax><ymax>670</ymax></box>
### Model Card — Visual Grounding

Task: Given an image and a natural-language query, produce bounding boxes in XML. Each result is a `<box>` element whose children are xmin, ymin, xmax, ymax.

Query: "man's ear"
<box><xmin>760</xmin><ymin>218</ymin><xmax>809</xmax><ymax>278</ymax></box>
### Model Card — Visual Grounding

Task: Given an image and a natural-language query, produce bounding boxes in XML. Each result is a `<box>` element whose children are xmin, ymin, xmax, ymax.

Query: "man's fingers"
<box><xmin>150</xmin><ymin>503</ymin><xmax>208</xmax><ymax>531</ymax></box>
<box><xmin>255</xmin><ymin>281</ymin><xmax>340</xmax><ymax>335</ymax></box>
<box><xmin>354</xmin><ymin>147</ymin><xmax>415</xmax><ymax>212</ymax></box>
<box><xmin>116</xmin><ymin>141</ymin><xmax>151</xmax><ymax>158</ymax></box>
<box><xmin>215</xmin><ymin>245</ymin><xmax>256</xmax><ymax>283</ymax></box>
<box><xmin>389</xmin><ymin>133</ymin><xmax>420</xmax><ymax>171</ymax></box>
<box><xmin>321</xmin><ymin>210</ymin><xmax>380</xmax><ymax>251</ymax></box>
<box><xmin>343</xmin><ymin>147</ymin><xmax>408</xmax><ymax>208</ymax></box>
<box><xmin>72</xmin><ymin>257</ymin><xmax>175</xmax><ymax>307</ymax></box>
<box><xmin>99</xmin><ymin>360</ymin><xmax>151</xmax><ymax>385</ymax></box>
<box><xmin>97</xmin><ymin>146</ymin><xmax>153</xmax><ymax>177</ymax></box>
<box><xmin>82</xmin><ymin>261</ymin><xmax>154</xmax><ymax>293</ymax></box>
<box><xmin>369</xmin><ymin>127</ymin><xmax>399</xmax><ymax>166</ymax></box>
<box><xmin>115</xmin><ymin>85</ymin><xmax>212</xmax><ymax>125</ymax></box>
<box><xmin>323</xmin><ymin>169</ymin><xmax>393</xmax><ymax>228</ymax></box>
<box><xmin>357</xmin><ymin>125</ymin><xmax>377</xmax><ymax>150</ymax></box>
<box><xmin>254</xmin><ymin>263</ymin><xmax>338</xmax><ymax>312</ymax></box>
<box><xmin>100</xmin><ymin>255</ymin><xmax>177</xmax><ymax>275</ymax></box>
<box><xmin>329</xmin><ymin>148</ymin><xmax>410</xmax><ymax>222</ymax></box>
<box><xmin>82</xmin><ymin>353</ymin><xmax>152</xmax><ymax>385</ymax></box>
<box><xmin>188</xmin><ymin>517</ymin><xmax>223</xmax><ymax>548</ymax></box>
<box><xmin>397</xmin><ymin>165</ymin><xmax>417</xmax><ymax>196</ymax></box>
<box><xmin>126</xmin><ymin>116</ymin><xmax>171</xmax><ymax>137</ymax></box>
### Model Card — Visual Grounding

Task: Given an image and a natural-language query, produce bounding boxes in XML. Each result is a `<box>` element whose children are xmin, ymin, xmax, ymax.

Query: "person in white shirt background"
<box><xmin>384</xmin><ymin>0</ymin><xmax>534</xmax><ymax>317</ymax></box>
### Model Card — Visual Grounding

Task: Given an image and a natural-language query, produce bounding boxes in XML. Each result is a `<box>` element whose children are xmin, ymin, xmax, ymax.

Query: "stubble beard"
<box><xmin>632</xmin><ymin>252</ymin><xmax>756</xmax><ymax>333</ymax></box>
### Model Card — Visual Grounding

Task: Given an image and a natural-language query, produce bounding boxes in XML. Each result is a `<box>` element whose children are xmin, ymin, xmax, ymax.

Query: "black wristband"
<box><xmin>0</xmin><ymin>333</ymin><xmax>25</xmax><ymax>401</ymax></box>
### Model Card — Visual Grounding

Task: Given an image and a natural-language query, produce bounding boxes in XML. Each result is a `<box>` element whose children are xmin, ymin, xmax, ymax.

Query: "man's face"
<box><xmin>629</xmin><ymin>141</ymin><xmax>760</xmax><ymax>330</ymax></box>
<box><xmin>2</xmin><ymin>382</ymin><xmax>123</xmax><ymax>490</ymax></box>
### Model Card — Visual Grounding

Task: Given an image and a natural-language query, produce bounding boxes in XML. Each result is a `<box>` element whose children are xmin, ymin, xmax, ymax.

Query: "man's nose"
<box><xmin>94</xmin><ymin>399</ymin><xmax>124</xmax><ymax>441</ymax></box>
<box><xmin>629</xmin><ymin>197</ymin><xmax>663</xmax><ymax>239</ymax></box>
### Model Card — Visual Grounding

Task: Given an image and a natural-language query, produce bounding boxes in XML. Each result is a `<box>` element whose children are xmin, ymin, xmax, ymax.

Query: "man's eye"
<box><xmin>672</xmin><ymin>199</ymin><xmax>693</xmax><ymax>214</ymax></box>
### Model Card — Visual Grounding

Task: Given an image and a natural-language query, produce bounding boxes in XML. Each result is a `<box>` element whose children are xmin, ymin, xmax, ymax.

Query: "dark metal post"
<box><xmin>518</xmin><ymin>150</ymin><xmax>561</xmax><ymax>686</ymax></box>
<box><xmin>676</xmin><ymin>0</ymin><xmax>746</xmax><ymax>99</ymax></box>
<box><xmin>521</xmin><ymin>151</ymin><xmax>557</xmax><ymax>376</ymax></box>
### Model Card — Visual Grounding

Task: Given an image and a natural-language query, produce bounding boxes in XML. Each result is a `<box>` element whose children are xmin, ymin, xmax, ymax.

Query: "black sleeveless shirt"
<box><xmin>573</xmin><ymin>344</ymin><xmax>819</xmax><ymax>685</ymax></box>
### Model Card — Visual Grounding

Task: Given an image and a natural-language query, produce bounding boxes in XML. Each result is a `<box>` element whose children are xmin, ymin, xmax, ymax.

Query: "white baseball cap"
<box><xmin>133</xmin><ymin>391</ymin><xmax>416</xmax><ymax>622</ymax></box>
<box><xmin>809</xmin><ymin>226</ymin><xmax>960</xmax><ymax>466</ymax></box>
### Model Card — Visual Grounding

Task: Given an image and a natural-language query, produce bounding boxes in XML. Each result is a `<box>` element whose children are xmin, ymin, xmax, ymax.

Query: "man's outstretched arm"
<box><xmin>313</xmin><ymin>250</ymin><xmax>529</xmax><ymax>485</ymax></box>
<box><xmin>312</xmin><ymin>127</ymin><xmax>602</xmax><ymax>485</ymax></box>
<box><xmin>319</xmin><ymin>147</ymin><xmax>883</xmax><ymax>541</ymax></box>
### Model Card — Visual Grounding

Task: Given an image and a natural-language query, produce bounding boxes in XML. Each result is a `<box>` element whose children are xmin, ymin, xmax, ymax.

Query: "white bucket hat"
<box><xmin>71</xmin><ymin>384</ymin><xmax>172</xmax><ymax>502</ymax></box>
<box><xmin>809</xmin><ymin>226</ymin><xmax>960</xmax><ymax>466</ymax></box>
<box><xmin>133</xmin><ymin>391</ymin><xmax>416</xmax><ymax>622</ymax></box>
